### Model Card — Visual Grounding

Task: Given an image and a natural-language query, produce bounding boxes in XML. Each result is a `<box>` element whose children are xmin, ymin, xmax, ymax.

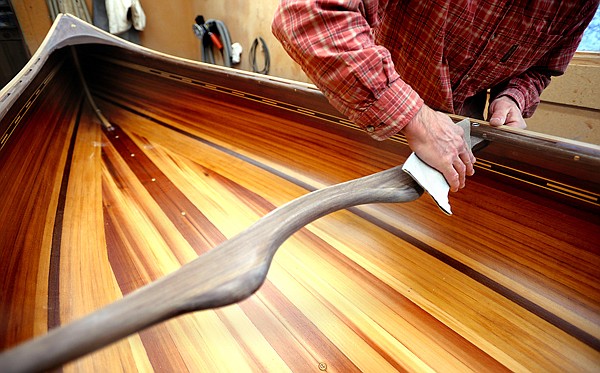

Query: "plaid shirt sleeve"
<box><xmin>272</xmin><ymin>0</ymin><xmax>423</xmax><ymax>140</ymax></box>
<box><xmin>491</xmin><ymin>1</ymin><xmax>599</xmax><ymax>117</ymax></box>
<box><xmin>273</xmin><ymin>0</ymin><xmax>599</xmax><ymax>132</ymax></box>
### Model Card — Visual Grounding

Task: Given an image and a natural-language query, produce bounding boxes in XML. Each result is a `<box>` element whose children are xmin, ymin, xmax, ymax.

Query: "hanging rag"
<box><xmin>105</xmin><ymin>0</ymin><xmax>146</xmax><ymax>35</ymax></box>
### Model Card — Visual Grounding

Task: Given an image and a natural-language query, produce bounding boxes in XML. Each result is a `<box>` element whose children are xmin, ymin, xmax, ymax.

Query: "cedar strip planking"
<box><xmin>58</xmin><ymin>102</ymin><xmax>151</xmax><ymax>372</ymax></box>
<box><xmin>120</xmin><ymin>127</ymin><xmax>492</xmax><ymax>370</ymax></box>
<box><xmin>241</xmin><ymin>282</ymin><xmax>364</xmax><ymax>372</ymax></box>
<box><xmin>103</xmin><ymin>197</ymin><xmax>191</xmax><ymax>372</ymax></box>
<box><xmin>96</xmin><ymin>93</ymin><xmax>600</xmax><ymax>347</ymax></box>
<box><xmin>285</xmin><ymin>228</ymin><xmax>509</xmax><ymax>372</ymax></box>
<box><xmin>105</xmin><ymin>125</ymin><xmax>225</xmax><ymax>256</ymax></box>
<box><xmin>48</xmin><ymin>99</ymin><xmax>83</xmax><ymax>332</ymax></box>
<box><xmin>0</xmin><ymin>67</ymin><xmax>81</xmax><ymax>349</ymax></box>
<box><xmin>180</xmin><ymin>160</ymin><xmax>507</xmax><ymax>371</ymax></box>
<box><xmin>101</xmin><ymin>133</ymin><xmax>198</xmax><ymax>270</ymax></box>
<box><xmin>103</xmin><ymin>121</ymin><xmax>370</xmax><ymax>370</ymax></box>
<box><xmin>100</xmin><ymin>115</ymin><xmax>337</xmax><ymax>371</ymax></box>
<box><xmin>99</xmin><ymin>105</ymin><xmax>512</xmax><ymax>370</ymax></box>
<box><xmin>105</xmin><ymin>93</ymin><xmax>596</xmax><ymax>366</ymax></box>
<box><xmin>98</xmin><ymin>99</ymin><xmax>597</xmax><ymax>369</ymax></box>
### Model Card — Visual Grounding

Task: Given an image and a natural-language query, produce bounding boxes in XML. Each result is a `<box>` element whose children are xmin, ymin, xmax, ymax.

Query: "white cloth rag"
<box><xmin>106</xmin><ymin>0</ymin><xmax>146</xmax><ymax>34</ymax></box>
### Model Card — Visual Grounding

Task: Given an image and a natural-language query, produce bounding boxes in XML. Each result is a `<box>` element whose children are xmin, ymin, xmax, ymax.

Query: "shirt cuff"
<box><xmin>354</xmin><ymin>81</ymin><xmax>424</xmax><ymax>141</ymax></box>
<box><xmin>494</xmin><ymin>90</ymin><xmax>525</xmax><ymax>114</ymax></box>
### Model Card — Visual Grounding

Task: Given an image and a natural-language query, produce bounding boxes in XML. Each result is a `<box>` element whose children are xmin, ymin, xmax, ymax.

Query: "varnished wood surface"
<box><xmin>0</xmin><ymin>53</ymin><xmax>81</xmax><ymax>348</ymax></box>
<box><xmin>0</xmin><ymin>18</ymin><xmax>599</xmax><ymax>372</ymax></box>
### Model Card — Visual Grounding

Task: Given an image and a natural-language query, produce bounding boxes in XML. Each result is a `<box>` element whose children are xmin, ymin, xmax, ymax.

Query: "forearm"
<box><xmin>272</xmin><ymin>0</ymin><xmax>422</xmax><ymax>140</ymax></box>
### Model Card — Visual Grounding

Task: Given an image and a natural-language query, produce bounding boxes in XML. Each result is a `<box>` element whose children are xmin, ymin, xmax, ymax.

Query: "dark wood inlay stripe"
<box><xmin>48</xmin><ymin>100</ymin><xmax>85</xmax><ymax>332</ymax></box>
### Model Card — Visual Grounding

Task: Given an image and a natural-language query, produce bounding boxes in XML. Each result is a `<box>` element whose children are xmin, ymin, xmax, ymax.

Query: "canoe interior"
<box><xmin>1</xmin><ymin>23</ymin><xmax>599</xmax><ymax>372</ymax></box>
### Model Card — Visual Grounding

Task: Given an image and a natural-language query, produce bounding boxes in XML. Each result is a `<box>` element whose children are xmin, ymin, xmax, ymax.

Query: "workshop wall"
<box><xmin>10</xmin><ymin>0</ymin><xmax>55</xmax><ymax>53</ymax></box>
<box><xmin>136</xmin><ymin>0</ymin><xmax>198</xmax><ymax>61</ymax></box>
<box><xmin>12</xmin><ymin>0</ymin><xmax>309</xmax><ymax>83</ymax></box>
<box><xmin>190</xmin><ymin>0</ymin><xmax>310</xmax><ymax>83</ymax></box>
<box><xmin>12</xmin><ymin>0</ymin><xmax>200</xmax><ymax>62</ymax></box>
<box><xmin>525</xmin><ymin>54</ymin><xmax>600</xmax><ymax>144</ymax></box>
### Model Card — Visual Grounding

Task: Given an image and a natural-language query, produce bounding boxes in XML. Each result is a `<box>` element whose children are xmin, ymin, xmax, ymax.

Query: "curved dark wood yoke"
<box><xmin>0</xmin><ymin>14</ymin><xmax>599</xmax><ymax>373</ymax></box>
<box><xmin>0</xmin><ymin>164</ymin><xmax>422</xmax><ymax>372</ymax></box>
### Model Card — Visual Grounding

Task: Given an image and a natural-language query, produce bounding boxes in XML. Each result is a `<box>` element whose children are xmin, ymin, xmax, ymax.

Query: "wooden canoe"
<box><xmin>1</xmin><ymin>14</ymin><xmax>599</xmax><ymax>372</ymax></box>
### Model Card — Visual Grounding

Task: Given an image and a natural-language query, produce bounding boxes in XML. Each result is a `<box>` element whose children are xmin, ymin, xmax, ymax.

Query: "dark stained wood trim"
<box><xmin>48</xmin><ymin>99</ymin><xmax>85</xmax><ymax>331</ymax></box>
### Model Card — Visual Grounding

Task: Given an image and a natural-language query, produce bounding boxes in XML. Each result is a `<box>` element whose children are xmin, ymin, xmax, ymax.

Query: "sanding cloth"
<box><xmin>402</xmin><ymin>119</ymin><xmax>483</xmax><ymax>215</ymax></box>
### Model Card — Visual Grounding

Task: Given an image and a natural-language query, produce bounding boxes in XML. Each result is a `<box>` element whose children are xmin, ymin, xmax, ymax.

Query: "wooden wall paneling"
<box><xmin>11</xmin><ymin>0</ymin><xmax>200</xmax><ymax>62</ymax></box>
<box><xmin>10</xmin><ymin>0</ymin><xmax>52</xmax><ymax>54</ymax></box>
<box><xmin>541</xmin><ymin>55</ymin><xmax>600</xmax><ymax>110</ymax></box>
<box><xmin>526</xmin><ymin>101</ymin><xmax>600</xmax><ymax>144</ymax></box>
<box><xmin>138</xmin><ymin>0</ymin><xmax>199</xmax><ymax>61</ymax></box>
<box><xmin>526</xmin><ymin>54</ymin><xmax>600</xmax><ymax>144</ymax></box>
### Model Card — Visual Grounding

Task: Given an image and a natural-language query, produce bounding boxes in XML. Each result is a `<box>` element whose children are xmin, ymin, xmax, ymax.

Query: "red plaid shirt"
<box><xmin>272</xmin><ymin>0</ymin><xmax>598</xmax><ymax>140</ymax></box>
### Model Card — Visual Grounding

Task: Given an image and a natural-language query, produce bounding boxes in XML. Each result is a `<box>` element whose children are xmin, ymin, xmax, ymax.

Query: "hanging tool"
<box><xmin>193</xmin><ymin>15</ymin><xmax>233</xmax><ymax>67</ymax></box>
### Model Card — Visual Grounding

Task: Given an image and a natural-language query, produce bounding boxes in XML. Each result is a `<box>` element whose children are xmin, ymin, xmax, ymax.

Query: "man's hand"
<box><xmin>402</xmin><ymin>105</ymin><xmax>475</xmax><ymax>192</ymax></box>
<box><xmin>488</xmin><ymin>96</ymin><xmax>527</xmax><ymax>128</ymax></box>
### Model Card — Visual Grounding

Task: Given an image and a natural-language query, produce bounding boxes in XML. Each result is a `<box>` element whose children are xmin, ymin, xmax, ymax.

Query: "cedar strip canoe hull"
<box><xmin>0</xmin><ymin>15</ymin><xmax>599</xmax><ymax>372</ymax></box>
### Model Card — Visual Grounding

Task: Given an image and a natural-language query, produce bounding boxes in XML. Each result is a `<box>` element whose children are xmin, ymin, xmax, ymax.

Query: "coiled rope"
<box><xmin>249</xmin><ymin>37</ymin><xmax>270</xmax><ymax>75</ymax></box>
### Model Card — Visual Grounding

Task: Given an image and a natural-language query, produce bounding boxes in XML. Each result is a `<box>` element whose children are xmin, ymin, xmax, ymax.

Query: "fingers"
<box><xmin>450</xmin><ymin>127</ymin><xmax>475</xmax><ymax>191</ymax></box>
<box><xmin>443</xmin><ymin>167</ymin><xmax>461</xmax><ymax>193</ymax></box>
<box><xmin>489</xmin><ymin>105</ymin><xmax>509</xmax><ymax>127</ymax></box>
<box><xmin>489</xmin><ymin>96</ymin><xmax>527</xmax><ymax>128</ymax></box>
<box><xmin>447</xmin><ymin>147</ymin><xmax>475</xmax><ymax>192</ymax></box>
<box><xmin>443</xmin><ymin>160</ymin><xmax>467</xmax><ymax>193</ymax></box>
<box><xmin>460</xmin><ymin>147</ymin><xmax>476</xmax><ymax>176</ymax></box>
